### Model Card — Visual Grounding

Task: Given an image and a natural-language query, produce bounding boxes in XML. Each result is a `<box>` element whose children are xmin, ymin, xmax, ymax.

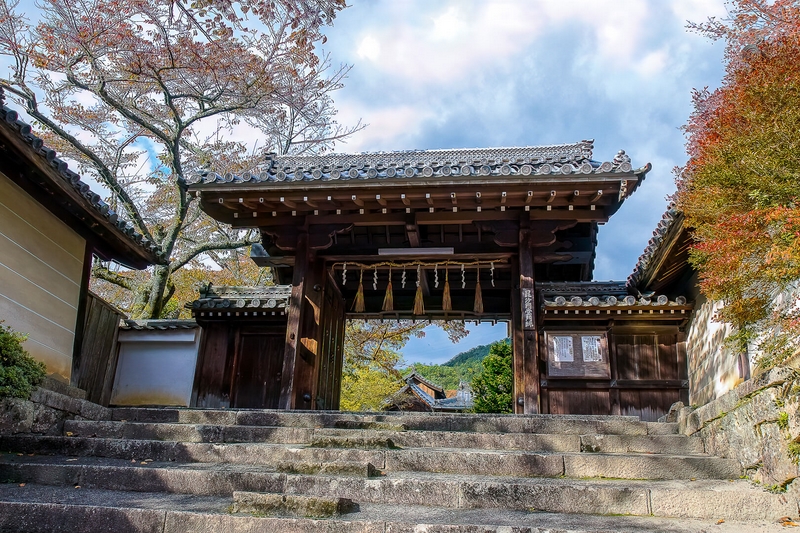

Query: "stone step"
<box><xmin>231</xmin><ymin>491</ymin><xmax>357</xmax><ymax>517</ymax></box>
<box><xmin>0</xmin><ymin>459</ymin><xmax>788</xmax><ymax>522</ymax></box>
<box><xmin>0</xmin><ymin>484</ymin><xmax>784</xmax><ymax>533</ymax></box>
<box><xmin>0</xmin><ymin>435</ymin><xmax>387</xmax><ymax>466</ymax></box>
<box><xmin>0</xmin><ymin>437</ymin><xmax>733</xmax><ymax>480</ymax></box>
<box><xmin>60</xmin><ymin>419</ymin><xmax>703</xmax><ymax>454</ymax></box>
<box><xmin>111</xmin><ymin>407</ymin><xmax>672</xmax><ymax>435</ymax></box>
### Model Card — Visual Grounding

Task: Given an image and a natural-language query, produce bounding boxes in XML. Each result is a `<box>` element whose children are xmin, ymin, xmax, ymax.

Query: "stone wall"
<box><xmin>676</xmin><ymin>366</ymin><xmax>800</xmax><ymax>488</ymax></box>
<box><xmin>0</xmin><ymin>378</ymin><xmax>110</xmax><ymax>436</ymax></box>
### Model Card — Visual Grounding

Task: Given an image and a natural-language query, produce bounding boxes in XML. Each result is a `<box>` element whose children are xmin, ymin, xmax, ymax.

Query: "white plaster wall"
<box><xmin>685</xmin><ymin>295</ymin><xmax>746</xmax><ymax>406</ymax></box>
<box><xmin>110</xmin><ymin>329</ymin><xmax>201</xmax><ymax>406</ymax></box>
<box><xmin>0</xmin><ymin>174</ymin><xmax>85</xmax><ymax>381</ymax></box>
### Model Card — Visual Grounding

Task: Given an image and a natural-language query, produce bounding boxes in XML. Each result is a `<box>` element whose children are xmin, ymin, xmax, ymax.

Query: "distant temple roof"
<box><xmin>188</xmin><ymin>141</ymin><xmax>646</xmax><ymax>185</ymax></box>
<box><xmin>396</xmin><ymin>372</ymin><xmax>473</xmax><ymax>412</ymax></box>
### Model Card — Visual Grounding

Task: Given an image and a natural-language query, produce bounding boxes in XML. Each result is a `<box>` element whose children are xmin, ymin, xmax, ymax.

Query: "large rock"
<box><xmin>0</xmin><ymin>398</ymin><xmax>34</xmax><ymax>434</ymax></box>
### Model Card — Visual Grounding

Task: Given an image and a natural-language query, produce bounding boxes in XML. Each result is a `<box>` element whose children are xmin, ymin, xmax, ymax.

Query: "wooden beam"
<box><xmin>303</xmin><ymin>196</ymin><xmax>319</xmax><ymax>209</ymax></box>
<box><xmin>351</xmin><ymin>195</ymin><xmax>364</xmax><ymax>207</ymax></box>
<box><xmin>426</xmin><ymin>193</ymin><xmax>434</xmax><ymax>206</ymax></box>
<box><xmin>547</xmin><ymin>190</ymin><xmax>556</xmax><ymax>203</ymax></box>
<box><xmin>590</xmin><ymin>190</ymin><xmax>603</xmax><ymax>203</ymax></box>
<box><xmin>525</xmin><ymin>191</ymin><xmax>533</xmax><ymax>204</ymax></box>
<box><xmin>280</xmin><ymin>197</ymin><xmax>296</xmax><ymax>209</ymax></box>
<box><xmin>450</xmin><ymin>192</ymin><xmax>457</xmax><ymax>205</ymax></box>
<box><xmin>401</xmin><ymin>194</ymin><xmax>411</xmax><ymax>206</ymax></box>
<box><xmin>376</xmin><ymin>194</ymin><xmax>387</xmax><ymax>207</ymax></box>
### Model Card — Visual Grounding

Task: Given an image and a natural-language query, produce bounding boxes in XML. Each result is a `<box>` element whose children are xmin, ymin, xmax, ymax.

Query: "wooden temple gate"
<box><xmin>188</xmin><ymin>142</ymin><xmax>671</xmax><ymax>414</ymax></box>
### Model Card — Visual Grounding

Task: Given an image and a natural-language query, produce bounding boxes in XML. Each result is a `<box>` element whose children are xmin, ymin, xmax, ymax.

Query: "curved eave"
<box><xmin>605</xmin><ymin>162</ymin><xmax>651</xmax><ymax>219</ymax></box>
<box><xmin>0</xmin><ymin>103</ymin><xmax>163</xmax><ymax>269</ymax></box>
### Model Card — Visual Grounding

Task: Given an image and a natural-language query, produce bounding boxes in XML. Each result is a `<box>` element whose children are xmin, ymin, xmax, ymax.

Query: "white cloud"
<box><xmin>333</xmin><ymin>101</ymin><xmax>436</xmax><ymax>153</ymax></box>
<box><xmin>356</xmin><ymin>35</ymin><xmax>381</xmax><ymax>61</ymax></box>
<box><xmin>670</xmin><ymin>0</ymin><xmax>728</xmax><ymax>25</ymax></box>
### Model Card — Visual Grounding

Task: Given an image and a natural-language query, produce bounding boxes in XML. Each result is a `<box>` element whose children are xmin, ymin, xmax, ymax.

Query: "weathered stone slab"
<box><xmin>231</xmin><ymin>491</ymin><xmax>357</xmax><ymax>517</ymax></box>
<box><xmin>650</xmin><ymin>485</ymin><xmax>798</xmax><ymax>521</ymax></box>
<box><xmin>165</xmin><ymin>511</ymin><xmax>384</xmax><ymax>533</ymax></box>
<box><xmin>579</xmin><ymin>434</ymin><xmax>704</xmax><ymax>455</ymax></box>
<box><xmin>564</xmin><ymin>453</ymin><xmax>741</xmax><ymax>480</ymax></box>
<box><xmin>0</xmin><ymin>501</ymin><xmax>164</xmax><ymax>533</ymax></box>
<box><xmin>459</xmin><ymin>479</ymin><xmax>649</xmax><ymax>516</ymax></box>
<box><xmin>385</xmin><ymin>449</ymin><xmax>564</xmax><ymax>477</ymax></box>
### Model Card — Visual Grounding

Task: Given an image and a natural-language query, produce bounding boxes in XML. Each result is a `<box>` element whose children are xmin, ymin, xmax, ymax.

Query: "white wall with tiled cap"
<box><xmin>0</xmin><ymin>173</ymin><xmax>85</xmax><ymax>381</ymax></box>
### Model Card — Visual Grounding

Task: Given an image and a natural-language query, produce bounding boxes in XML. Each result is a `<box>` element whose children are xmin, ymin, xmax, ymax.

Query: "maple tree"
<box><xmin>678</xmin><ymin>0</ymin><xmax>800</xmax><ymax>366</ymax></box>
<box><xmin>0</xmin><ymin>0</ymin><xmax>362</xmax><ymax>318</ymax></box>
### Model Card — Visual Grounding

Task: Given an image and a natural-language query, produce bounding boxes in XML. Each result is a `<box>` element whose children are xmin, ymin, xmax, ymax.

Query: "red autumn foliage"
<box><xmin>677</xmin><ymin>0</ymin><xmax>800</xmax><ymax>366</ymax></box>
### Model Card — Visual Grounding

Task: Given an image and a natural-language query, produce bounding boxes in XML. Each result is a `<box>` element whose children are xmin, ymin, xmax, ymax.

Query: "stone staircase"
<box><xmin>0</xmin><ymin>406</ymin><xmax>796</xmax><ymax>532</ymax></box>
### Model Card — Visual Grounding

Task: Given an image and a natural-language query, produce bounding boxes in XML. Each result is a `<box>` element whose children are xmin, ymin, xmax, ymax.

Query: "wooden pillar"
<box><xmin>511</xmin><ymin>261</ymin><xmax>525</xmax><ymax>414</ymax></box>
<box><xmin>518</xmin><ymin>228</ymin><xmax>540</xmax><ymax>414</ymax></box>
<box><xmin>279</xmin><ymin>231</ymin><xmax>312</xmax><ymax>409</ymax></box>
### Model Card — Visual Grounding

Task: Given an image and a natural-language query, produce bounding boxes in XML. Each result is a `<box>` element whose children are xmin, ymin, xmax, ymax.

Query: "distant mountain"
<box><xmin>442</xmin><ymin>342</ymin><xmax>495</xmax><ymax>367</ymax></box>
<box><xmin>403</xmin><ymin>340</ymin><xmax>508</xmax><ymax>390</ymax></box>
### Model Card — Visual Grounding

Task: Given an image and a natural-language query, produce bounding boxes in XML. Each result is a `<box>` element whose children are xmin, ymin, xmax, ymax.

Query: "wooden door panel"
<box><xmin>233</xmin><ymin>334</ymin><xmax>284</xmax><ymax>409</ymax></box>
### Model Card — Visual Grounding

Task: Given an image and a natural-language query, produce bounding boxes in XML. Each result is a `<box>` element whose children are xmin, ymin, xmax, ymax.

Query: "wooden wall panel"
<box><xmin>0</xmin><ymin>174</ymin><xmax>85</xmax><ymax>380</ymax></box>
<box><xmin>316</xmin><ymin>273</ymin><xmax>345</xmax><ymax>410</ymax></box>
<box><xmin>619</xmin><ymin>389</ymin><xmax>681</xmax><ymax>422</ymax></box>
<box><xmin>548</xmin><ymin>390</ymin><xmax>610</xmax><ymax>416</ymax></box>
<box><xmin>232</xmin><ymin>333</ymin><xmax>284</xmax><ymax>409</ymax></box>
<box><xmin>73</xmin><ymin>293</ymin><xmax>124</xmax><ymax>405</ymax></box>
<box><xmin>192</xmin><ymin>323</ymin><xmax>233</xmax><ymax>408</ymax></box>
<box><xmin>614</xmin><ymin>334</ymin><xmax>680</xmax><ymax>381</ymax></box>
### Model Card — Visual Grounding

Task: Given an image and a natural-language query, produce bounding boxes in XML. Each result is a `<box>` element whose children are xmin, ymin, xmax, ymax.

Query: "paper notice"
<box><xmin>552</xmin><ymin>336</ymin><xmax>574</xmax><ymax>362</ymax></box>
<box><xmin>581</xmin><ymin>336</ymin><xmax>603</xmax><ymax>362</ymax></box>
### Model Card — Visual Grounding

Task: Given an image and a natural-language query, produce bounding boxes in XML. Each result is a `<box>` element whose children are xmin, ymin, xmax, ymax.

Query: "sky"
<box><xmin>314</xmin><ymin>0</ymin><xmax>729</xmax><ymax>364</ymax></box>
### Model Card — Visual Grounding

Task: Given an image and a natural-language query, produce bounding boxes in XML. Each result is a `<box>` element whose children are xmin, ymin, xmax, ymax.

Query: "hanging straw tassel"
<box><xmin>413</xmin><ymin>265</ymin><xmax>425</xmax><ymax>315</ymax></box>
<box><xmin>382</xmin><ymin>268</ymin><xmax>394</xmax><ymax>312</ymax></box>
<box><xmin>474</xmin><ymin>266</ymin><xmax>484</xmax><ymax>314</ymax></box>
<box><xmin>353</xmin><ymin>269</ymin><xmax>365</xmax><ymax>312</ymax></box>
<box><xmin>442</xmin><ymin>266</ymin><xmax>452</xmax><ymax>311</ymax></box>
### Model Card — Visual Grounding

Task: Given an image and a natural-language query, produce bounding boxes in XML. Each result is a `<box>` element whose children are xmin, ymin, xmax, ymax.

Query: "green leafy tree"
<box><xmin>0</xmin><ymin>324</ymin><xmax>46</xmax><ymax>399</ymax></box>
<box><xmin>471</xmin><ymin>340</ymin><xmax>513</xmax><ymax>413</ymax></box>
<box><xmin>339</xmin><ymin>365</ymin><xmax>402</xmax><ymax>412</ymax></box>
<box><xmin>404</xmin><ymin>341</ymin><xmax>503</xmax><ymax>390</ymax></box>
<box><xmin>339</xmin><ymin>321</ymin><xmax>467</xmax><ymax>411</ymax></box>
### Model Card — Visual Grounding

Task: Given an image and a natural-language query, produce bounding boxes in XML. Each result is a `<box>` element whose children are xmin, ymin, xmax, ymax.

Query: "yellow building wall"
<box><xmin>0</xmin><ymin>173</ymin><xmax>86</xmax><ymax>381</ymax></box>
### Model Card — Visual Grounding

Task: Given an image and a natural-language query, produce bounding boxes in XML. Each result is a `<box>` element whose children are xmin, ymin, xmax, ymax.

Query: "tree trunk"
<box><xmin>141</xmin><ymin>264</ymin><xmax>170</xmax><ymax>319</ymax></box>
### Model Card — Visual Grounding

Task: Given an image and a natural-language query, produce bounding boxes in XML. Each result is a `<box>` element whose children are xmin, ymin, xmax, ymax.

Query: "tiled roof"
<box><xmin>0</xmin><ymin>92</ymin><xmax>162</xmax><ymax>266</ymax></box>
<box><xmin>188</xmin><ymin>141</ymin><xmax>644</xmax><ymax>185</ymax></box>
<box><xmin>188</xmin><ymin>284</ymin><xmax>292</xmax><ymax>311</ymax></box>
<box><xmin>120</xmin><ymin>319</ymin><xmax>199</xmax><ymax>330</ymax></box>
<box><xmin>537</xmin><ymin>281</ymin><xmax>630</xmax><ymax>298</ymax></box>
<box><xmin>626</xmin><ymin>204</ymin><xmax>683</xmax><ymax>289</ymax></box>
<box><xmin>403</xmin><ymin>371</ymin><xmax>445</xmax><ymax>394</ymax></box>
<box><xmin>542</xmin><ymin>294</ymin><xmax>688</xmax><ymax>308</ymax></box>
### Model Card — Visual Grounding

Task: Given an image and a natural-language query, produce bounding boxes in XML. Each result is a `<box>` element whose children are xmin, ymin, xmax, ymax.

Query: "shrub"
<box><xmin>0</xmin><ymin>323</ymin><xmax>46</xmax><ymax>399</ymax></box>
